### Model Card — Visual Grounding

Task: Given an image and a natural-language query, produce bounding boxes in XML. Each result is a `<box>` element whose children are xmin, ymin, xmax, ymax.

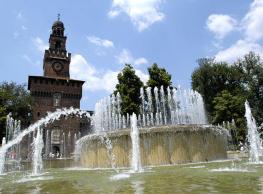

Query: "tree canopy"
<box><xmin>0</xmin><ymin>82</ymin><xmax>32</xmax><ymax>140</ymax></box>
<box><xmin>147</xmin><ymin>63</ymin><xmax>172</xmax><ymax>89</ymax></box>
<box><xmin>191</xmin><ymin>52</ymin><xmax>263</xmax><ymax>143</ymax></box>
<box><xmin>115</xmin><ymin>64</ymin><xmax>143</xmax><ymax>115</ymax></box>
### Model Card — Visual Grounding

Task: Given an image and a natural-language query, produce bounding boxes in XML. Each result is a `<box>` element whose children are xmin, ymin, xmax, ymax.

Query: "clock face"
<box><xmin>52</xmin><ymin>62</ymin><xmax>63</xmax><ymax>73</ymax></box>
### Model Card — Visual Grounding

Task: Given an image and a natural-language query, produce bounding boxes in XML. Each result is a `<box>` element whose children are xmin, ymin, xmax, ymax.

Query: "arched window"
<box><xmin>53</xmin><ymin>93</ymin><xmax>61</xmax><ymax>107</ymax></box>
<box><xmin>55</xmin><ymin>41</ymin><xmax>61</xmax><ymax>50</ymax></box>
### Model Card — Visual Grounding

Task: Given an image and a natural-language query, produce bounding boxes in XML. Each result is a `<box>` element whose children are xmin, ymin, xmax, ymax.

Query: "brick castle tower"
<box><xmin>28</xmin><ymin>17</ymin><xmax>88</xmax><ymax>157</ymax></box>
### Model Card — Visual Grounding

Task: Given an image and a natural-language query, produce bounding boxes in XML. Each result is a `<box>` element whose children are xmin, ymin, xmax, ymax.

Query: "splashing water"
<box><xmin>74</xmin><ymin>131</ymin><xmax>118</xmax><ymax>171</ymax></box>
<box><xmin>31</xmin><ymin>127</ymin><xmax>44</xmax><ymax>176</ymax></box>
<box><xmin>1</xmin><ymin>137</ymin><xmax>6</xmax><ymax>146</ymax></box>
<box><xmin>93</xmin><ymin>86</ymin><xmax>207</xmax><ymax>132</ymax></box>
<box><xmin>131</xmin><ymin>113</ymin><xmax>141</xmax><ymax>172</ymax></box>
<box><xmin>0</xmin><ymin>107</ymin><xmax>90</xmax><ymax>174</ymax></box>
<box><xmin>245</xmin><ymin>101</ymin><xmax>263</xmax><ymax>163</ymax></box>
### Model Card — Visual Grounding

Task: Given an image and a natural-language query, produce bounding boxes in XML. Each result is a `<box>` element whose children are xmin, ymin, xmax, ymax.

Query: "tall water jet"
<box><xmin>45</xmin><ymin>130</ymin><xmax>50</xmax><ymax>157</ymax></box>
<box><xmin>245</xmin><ymin>101</ymin><xmax>263</xmax><ymax>163</ymax></box>
<box><xmin>1</xmin><ymin>137</ymin><xmax>6</xmax><ymax>146</ymax></box>
<box><xmin>32</xmin><ymin>127</ymin><xmax>44</xmax><ymax>176</ymax></box>
<box><xmin>130</xmin><ymin>113</ymin><xmax>141</xmax><ymax>172</ymax></box>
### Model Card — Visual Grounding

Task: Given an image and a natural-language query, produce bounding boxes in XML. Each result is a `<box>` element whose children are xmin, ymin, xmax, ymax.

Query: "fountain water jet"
<box><xmin>32</xmin><ymin>127</ymin><xmax>44</xmax><ymax>176</ymax></box>
<box><xmin>130</xmin><ymin>113</ymin><xmax>141</xmax><ymax>172</ymax></box>
<box><xmin>0</xmin><ymin>107</ymin><xmax>90</xmax><ymax>174</ymax></box>
<box><xmin>245</xmin><ymin>101</ymin><xmax>263</xmax><ymax>163</ymax></box>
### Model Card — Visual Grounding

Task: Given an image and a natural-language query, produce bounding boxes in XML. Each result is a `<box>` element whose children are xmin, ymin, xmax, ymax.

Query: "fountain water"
<box><xmin>0</xmin><ymin>107</ymin><xmax>90</xmax><ymax>174</ymax></box>
<box><xmin>245</xmin><ymin>101</ymin><xmax>263</xmax><ymax>163</ymax></box>
<box><xmin>32</xmin><ymin>127</ymin><xmax>44</xmax><ymax>175</ymax></box>
<box><xmin>74</xmin><ymin>85</ymin><xmax>219</xmax><ymax>169</ymax></box>
<box><xmin>93</xmin><ymin>86</ymin><xmax>207</xmax><ymax>133</ymax></box>
<box><xmin>130</xmin><ymin>113</ymin><xmax>141</xmax><ymax>172</ymax></box>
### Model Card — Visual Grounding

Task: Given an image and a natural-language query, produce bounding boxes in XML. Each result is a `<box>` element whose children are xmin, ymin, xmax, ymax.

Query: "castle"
<box><xmin>27</xmin><ymin>17</ymin><xmax>92</xmax><ymax>157</ymax></box>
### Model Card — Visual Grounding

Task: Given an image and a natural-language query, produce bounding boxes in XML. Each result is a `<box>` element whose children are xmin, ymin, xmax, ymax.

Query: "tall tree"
<box><xmin>146</xmin><ymin>63</ymin><xmax>173</xmax><ymax>113</ymax></box>
<box><xmin>147</xmin><ymin>63</ymin><xmax>172</xmax><ymax>89</ymax></box>
<box><xmin>0</xmin><ymin>82</ymin><xmax>32</xmax><ymax>140</ymax></box>
<box><xmin>234</xmin><ymin>52</ymin><xmax>263</xmax><ymax>125</ymax></box>
<box><xmin>192</xmin><ymin>58</ymin><xmax>243</xmax><ymax>120</ymax></box>
<box><xmin>115</xmin><ymin>64</ymin><xmax>143</xmax><ymax>115</ymax></box>
<box><xmin>212</xmin><ymin>90</ymin><xmax>246</xmax><ymax>142</ymax></box>
<box><xmin>191</xmin><ymin>52</ymin><xmax>263</xmax><ymax>143</ymax></box>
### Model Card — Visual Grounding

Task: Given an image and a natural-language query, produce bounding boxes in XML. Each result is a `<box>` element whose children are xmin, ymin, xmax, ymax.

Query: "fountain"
<box><xmin>1</xmin><ymin>137</ymin><xmax>6</xmax><ymax>146</ymax></box>
<box><xmin>130</xmin><ymin>113</ymin><xmax>141</xmax><ymax>172</ymax></box>
<box><xmin>0</xmin><ymin>86</ymin><xmax>229</xmax><ymax>174</ymax></box>
<box><xmin>0</xmin><ymin>107</ymin><xmax>90</xmax><ymax>174</ymax></box>
<box><xmin>76</xmin><ymin>86</ymin><xmax>228</xmax><ymax>169</ymax></box>
<box><xmin>245</xmin><ymin>101</ymin><xmax>263</xmax><ymax>163</ymax></box>
<box><xmin>31</xmin><ymin>127</ymin><xmax>44</xmax><ymax>175</ymax></box>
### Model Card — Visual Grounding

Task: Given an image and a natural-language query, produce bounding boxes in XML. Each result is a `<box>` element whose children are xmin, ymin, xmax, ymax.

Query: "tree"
<box><xmin>213</xmin><ymin>90</ymin><xmax>246</xmax><ymax>142</ymax></box>
<box><xmin>147</xmin><ymin>63</ymin><xmax>172</xmax><ymax>89</ymax></box>
<box><xmin>192</xmin><ymin>58</ymin><xmax>243</xmax><ymax>120</ymax></box>
<box><xmin>0</xmin><ymin>82</ymin><xmax>32</xmax><ymax>140</ymax></box>
<box><xmin>234</xmin><ymin>52</ymin><xmax>263</xmax><ymax>125</ymax></box>
<box><xmin>191</xmin><ymin>52</ymin><xmax>263</xmax><ymax>143</ymax></box>
<box><xmin>115</xmin><ymin>64</ymin><xmax>143</xmax><ymax>115</ymax></box>
<box><xmin>146</xmin><ymin>63</ymin><xmax>173</xmax><ymax>114</ymax></box>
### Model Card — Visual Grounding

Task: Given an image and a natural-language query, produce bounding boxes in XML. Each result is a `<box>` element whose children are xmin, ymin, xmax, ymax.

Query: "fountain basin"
<box><xmin>78</xmin><ymin>125</ymin><xmax>228</xmax><ymax>168</ymax></box>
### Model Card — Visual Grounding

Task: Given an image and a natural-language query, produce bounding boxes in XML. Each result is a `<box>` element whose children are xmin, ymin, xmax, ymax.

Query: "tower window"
<box><xmin>53</xmin><ymin>93</ymin><xmax>61</xmax><ymax>107</ymax></box>
<box><xmin>55</xmin><ymin>41</ymin><xmax>61</xmax><ymax>49</ymax></box>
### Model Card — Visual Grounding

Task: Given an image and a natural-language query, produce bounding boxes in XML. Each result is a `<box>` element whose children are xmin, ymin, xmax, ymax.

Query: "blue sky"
<box><xmin>1</xmin><ymin>0</ymin><xmax>263</xmax><ymax>110</ymax></box>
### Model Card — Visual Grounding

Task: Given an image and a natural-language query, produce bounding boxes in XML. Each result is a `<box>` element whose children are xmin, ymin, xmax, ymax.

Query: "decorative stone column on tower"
<box><xmin>27</xmin><ymin>17</ymin><xmax>88</xmax><ymax>158</ymax></box>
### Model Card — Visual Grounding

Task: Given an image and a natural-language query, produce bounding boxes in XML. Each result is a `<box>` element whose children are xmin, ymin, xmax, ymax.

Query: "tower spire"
<box><xmin>57</xmin><ymin>13</ymin><xmax>60</xmax><ymax>21</ymax></box>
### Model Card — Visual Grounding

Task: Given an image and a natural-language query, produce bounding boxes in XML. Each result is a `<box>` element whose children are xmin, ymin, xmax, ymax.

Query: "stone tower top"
<box><xmin>43</xmin><ymin>16</ymin><xmax>71</xmax><ymax>79</ymax></box>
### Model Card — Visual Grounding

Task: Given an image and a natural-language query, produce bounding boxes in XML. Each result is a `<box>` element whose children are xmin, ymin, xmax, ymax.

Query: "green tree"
<box><xmin>115</xmin><ymin>64</ymin><xmax>143</xmax><ymax>115</ymax></box>
<box><xmin>192</xmin><ymin>58</ymin><xmax>243</xmax><ymax>120</ymax></box>
<box><xmin>213</xmin><ymin>90</ymin><xmax>246</xmax><ymax>142</ymax></box>
<box><xmin>147</xmin><ymin>63</ymin><xmax>172</xmax><ymax>89</ymax></box>
<box><xmin>0</xmin><ymin>82</ymin><xmax>32</xmax><ymax>140</ymax></box>
<box><xmin>146</xmin><ymin>63</ymin><xmax>173</xmax><ymax>113</ymax></box>
<box><xmin>191</xmin><ymin>52</ymin><xmax>263</xmax><ymax>143</ymax></box>
<box><xmin>234</xmin><ymin>52</ymin><xmax>263</xmax><ymax>125</ymax></box>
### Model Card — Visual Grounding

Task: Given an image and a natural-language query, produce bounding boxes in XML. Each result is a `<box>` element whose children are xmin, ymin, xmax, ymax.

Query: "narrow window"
<box><xmin>53</xmin><ymin>93</ymin><xmax>61</xmax><ymax>107</ymax></box>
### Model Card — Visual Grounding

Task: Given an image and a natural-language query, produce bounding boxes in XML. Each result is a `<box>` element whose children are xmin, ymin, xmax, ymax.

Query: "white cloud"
<box><xmin>242</xmin><ymin>0</ymin><xmax>263</xmax><ymax>41</ymax></box>
<box><xmin>87</xmin><ymin>36</ymin><xmax>114</xmax><ymax>48</ymax></box>
<box><xmin>13</xmin><ymin>32</ymin><xmax>19</xmax><ymax>39</ymax></box>
<box><xmin>135</xmin><ymin>69</ymin><xmax>149</xmax><ymax>83</ymax></box>
<box><xmin>215</xmin><ymin>40</ymin><xmax>263</xmax><ymax>62</ymax></box>
<box><xmin>32</xmin><ymin>37</ymin><xmax>48</xmax><ymax>52</ymax></box>
<box><xmin>211</xmin><ymin>0</ymin><xmax>263</xmax><ymax>62</ymax></box>
<box><xmin>134</xmin><ymin>57</ymin><xmax>148</xmax><ymax>66</ymax></box>
<box><xmin>108</xmin><ymin>0</ymin><xmax>165</xmax><ymax>32</ymax></box>
<box><xmin>21</xmin><ymin>54</ymin><xmax>40</xmax><ymax>67</ymax></box>
<box><xmin>206</xmin><ymin>14</ymin><xmax>237</xmax><ymax>39</ymax></box>
<box><xmin>115</xmin><ymin>49</ymin><xmax>148</xmax><ymax>66</ymax></box>
<box><xmin>21</xmin><ymin>54</ymin><xmax>34</xmax><ymax>65</ymax></box>
<box><xmin>16</xmin><ymin>11</ymin><xmax>23</xmax><ymax>20</ymax></box>
<box><xmin>116</xmin><ymin>49</ymin><xmax>133</xmax><ymax>64</ymax></box>
<box><xmin>71</xmin><ymin>54</ymin><xmax>148</xmax><ymax>92</ymax></box>
<box><xmin>21</xmin><ymin>25</ymin><xmax>27</xmax><ymax>30</ymax></box>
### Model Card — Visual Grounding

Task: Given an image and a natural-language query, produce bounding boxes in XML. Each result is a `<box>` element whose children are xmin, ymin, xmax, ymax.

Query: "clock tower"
<box><xmin>43</xmin><ymin>17</ymin><xmax>71</xmax><ymax>79</ymax></box>
<box><xmin>27</xmin><ymin>17</ymin><xmax>90</xmax><ymax>158</ymax></box>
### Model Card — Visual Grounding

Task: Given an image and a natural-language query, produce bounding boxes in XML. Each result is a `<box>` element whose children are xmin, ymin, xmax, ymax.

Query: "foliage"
<box><xmin>213</xmin><ymin>90</ymin><xmax>246</xmax><ymax>142</ymax></box>
<box><xmin>146</xmin><ymin>63</ymin><xmax>173</xmax><ymax>113</ymax></box>
<box><xmin>115</xmin><ymin>64</ymin><xmax>143</xmax><ymax>115</ymax></box>
<box><xmin>191</xmin><ymin>52</ymin><xmax>263</xmax><ymax>143</ymax></box>
<box><xmin>0</xmin><ymin>82</ymin><xmax>32</xmax><ymax>140</ymax></box>
<box><xmin>147</xmin><ymin>63</ymin><xmax>172</xmax><ymax>89</ymax></box>
<box><xmin>192</xmin><ymin>59</ymin><xmax>243</xmax><ymax>119</ymax></box>
<box><xmin>234</xmin><ymin>52</ymin><xmax>263</xmax><ymax>125</ymax></box>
